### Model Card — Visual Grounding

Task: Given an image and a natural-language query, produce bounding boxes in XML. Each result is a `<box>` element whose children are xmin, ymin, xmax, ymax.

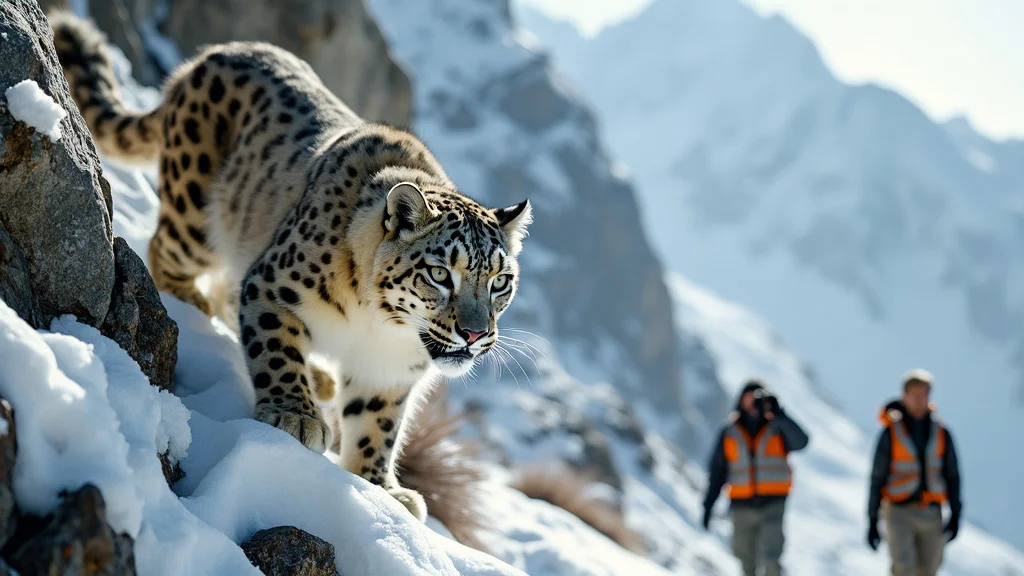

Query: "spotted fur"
<box><xmin>52</xmin><ymin>13</ymin><xmax>532</xmax><ymax>521</ymax></box>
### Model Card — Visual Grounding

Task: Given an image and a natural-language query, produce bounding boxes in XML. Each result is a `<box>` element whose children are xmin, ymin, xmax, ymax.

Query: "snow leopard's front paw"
<box><xmin>388</xmin><ymin>486</ymin><xmax>427</xmax><ymax>523</ymax></box>
<box><xmin>256</xmin><ymin>406</ymin><xmax>332</xmax><ymax>453</ymax></box>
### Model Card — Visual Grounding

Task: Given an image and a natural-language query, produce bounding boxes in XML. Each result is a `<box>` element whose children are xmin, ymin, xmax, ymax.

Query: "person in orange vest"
<box><xmin>866</xmin><ymin>369</ymin><xmax>962</xmax><ymax>576</ymax></box>
<box><xmin>702</xmin><ymin>379</ymin><xmax>809</xmax><ymax>576</ymax></box>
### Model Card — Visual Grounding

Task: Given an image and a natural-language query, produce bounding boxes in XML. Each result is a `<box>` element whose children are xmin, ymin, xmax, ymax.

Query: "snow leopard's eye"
<box><xmin>429</xmin><ymin>266</ymin><xmax>451</xmax><ymax>287</ymax></box>
<box><xmin>491</xmin><ymin>274</ymin><xmax>512</xmax><ymax>295</ymax></box>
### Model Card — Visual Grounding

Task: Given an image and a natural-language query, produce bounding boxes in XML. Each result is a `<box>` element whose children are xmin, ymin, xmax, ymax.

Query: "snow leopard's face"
<box><xmin>376</xmin><ymin>183</ymin><xmax>532</xmax><ymax>377</ymax></box>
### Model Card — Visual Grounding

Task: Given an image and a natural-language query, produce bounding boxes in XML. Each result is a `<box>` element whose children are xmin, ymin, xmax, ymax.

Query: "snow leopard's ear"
<box><xmin>493</xmin><ymin>199</ymin><xmax>532</xmax><ymax>256</ymax></box>
<box><xmin>385</xmin><ymin>182</ymin><xmax>436</xmax><ymax>239</ymax></box>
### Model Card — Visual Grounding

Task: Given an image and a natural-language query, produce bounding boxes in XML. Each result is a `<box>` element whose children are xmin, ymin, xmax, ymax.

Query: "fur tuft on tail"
<box><xmin>396</xmin><ymin>386</ymin><xmax>491</xmax><ymax>553</ymax></box>
<box><xmin>512</xmin><ymin>464</ymin><xmax>647</xmax><ymax>554</ymax></box>
<box><xmin>49</xmin><ymin>11</ymin><xmax>162</xmax><ymax>163</ymax></box>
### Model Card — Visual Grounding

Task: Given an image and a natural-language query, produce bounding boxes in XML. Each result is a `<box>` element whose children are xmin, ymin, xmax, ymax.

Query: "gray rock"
<box><xmin>6</xmin><ymin>484</ymin><xmax>135</xmax><ymax>576</ymax></box>
<box><xmin>101</xmin><ymin>237</ymin><xmax>178</xmax><ymax>392</ymax></box>
<box><xmin>0</xmin><ymin>398</ymin><xmax>16</xmax><ymax>549</ymax></box>
<box><xmin>159</xmin><ymin>452</ymin><xmax>184</xmax><ymax>488</ymax></box>
<box><xmin>494</xmin><ymin>55</ymin><xmax>573</xmax><ymax>133</ymax></box>
<box><xmin>0</xmin><ymin>0</ymin><xmax>115</xmax><ymax>327</ymax></box>
<box><xmin>159</xmin><ymin>0</ymin><xmax>411</xmax><ymax>126</ymax></box>
<box><xmin>0</xmin><ymin>221</ymin><xmax>43</xmax><ymax>328</ymax></box>
<box><xmin>241</xmin><ymin>526</ymin><xmax>339</xmax><ymax>576</ymax></box>
<box><xmin>77</xmin><ymin>0</ymin><xmax>411</xmax><ymax>124</ymax></box>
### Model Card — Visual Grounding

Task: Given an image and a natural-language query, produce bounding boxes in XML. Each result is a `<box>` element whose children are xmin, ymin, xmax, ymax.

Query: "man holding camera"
<box><xmin>702</xmin><ymin>379</ymin><xmax>809</xmax><ymax>576</ymax></box>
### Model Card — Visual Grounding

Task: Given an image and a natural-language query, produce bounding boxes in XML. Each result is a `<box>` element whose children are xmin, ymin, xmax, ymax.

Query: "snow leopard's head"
<box><xmin>375</xmin><ymin>180</ymin><xmax>532</xmax><ymax>377</ymax></box>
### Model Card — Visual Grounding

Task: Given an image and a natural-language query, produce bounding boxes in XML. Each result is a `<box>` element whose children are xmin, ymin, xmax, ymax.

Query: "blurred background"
<box><xmin>55</xmin><ymin>0</ymin><xmax>1023</xmax><ymax>573</ymax></box>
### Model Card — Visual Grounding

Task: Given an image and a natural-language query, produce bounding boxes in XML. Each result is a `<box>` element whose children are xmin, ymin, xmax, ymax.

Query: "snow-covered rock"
<box><xmin>4</xmin><ymin>79</ymin><xmax>66</xmax><ymax>140</ymax></box>
<box><xmin>0</xmin><ymin>0</ymin><xmax>116</xmax><ymax>326</ymax></box>
<box><xmin>520</xmin><ymin>0</ymin><xmax>1024</xmax><ymax>549</ymax></box>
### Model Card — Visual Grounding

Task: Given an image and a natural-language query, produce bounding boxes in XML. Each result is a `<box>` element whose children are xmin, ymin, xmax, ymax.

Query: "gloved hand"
<box><xmin>944</xmin><ymin>512</ymin><xmax>960</xmax><ymax>542</ymax></box>
<box><xmin>702</xmin><ymin>507</ymin><xmax>712</xmax><ymax>530</ymax></box>
<box><xmin>867</xmin><ymin>517</ymin><xmax>880</xmax><ymax>551</ymax></box>
<box><xmin>755</xmin><ymin>392</ymin><xmax>779</xmax><ymax>418</ymax></box>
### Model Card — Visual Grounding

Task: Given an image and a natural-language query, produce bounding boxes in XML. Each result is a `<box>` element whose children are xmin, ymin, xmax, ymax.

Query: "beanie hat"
<box><xmin>902</xmin><ymin>368</ymin><xmax>934</xmax><ymax>388</ymax></box>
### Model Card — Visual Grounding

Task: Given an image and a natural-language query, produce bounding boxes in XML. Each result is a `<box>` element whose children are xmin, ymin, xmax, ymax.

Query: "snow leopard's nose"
<box><xmin>455</xmin><ymin>322</ymin><xmax>486</xmax><ymax>344</ymax></box>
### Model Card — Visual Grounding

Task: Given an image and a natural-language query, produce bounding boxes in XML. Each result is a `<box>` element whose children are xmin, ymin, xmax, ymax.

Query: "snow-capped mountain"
<box><xmin>519</xmin><ymin>0</ymin><xmax>1024</xmax><ymax>547</ymax></box>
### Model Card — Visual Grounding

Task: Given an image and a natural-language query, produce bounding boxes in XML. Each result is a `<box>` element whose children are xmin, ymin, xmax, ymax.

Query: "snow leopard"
<box><xmin>51</xmin><ymin>13</ymin><xmax>531</xmax><ymax>522</ymax></box>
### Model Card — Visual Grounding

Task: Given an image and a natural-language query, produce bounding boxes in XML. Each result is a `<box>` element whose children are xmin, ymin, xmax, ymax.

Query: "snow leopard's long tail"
<box><xmin>49</xmin><ymin>11</ymin><xmax>162</xmax><ymax>163</ymax></box>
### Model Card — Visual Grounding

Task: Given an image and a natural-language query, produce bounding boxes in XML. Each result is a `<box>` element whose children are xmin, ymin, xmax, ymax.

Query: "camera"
<box><xmin>753</xmin><ymin>389</ymin><xmax>778</xmax><ymax>416</ymax></box>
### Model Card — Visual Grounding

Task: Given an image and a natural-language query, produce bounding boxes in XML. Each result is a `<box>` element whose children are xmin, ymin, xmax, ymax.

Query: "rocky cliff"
<box><xmin>0</xmin><ymin>0</ymin><xmax>179</xmax><ymax>570</ymax></box>
<box><xmin>42</xmin><ymin>0</ymin><xmax>413</xmax><ymax>126</ymax></box>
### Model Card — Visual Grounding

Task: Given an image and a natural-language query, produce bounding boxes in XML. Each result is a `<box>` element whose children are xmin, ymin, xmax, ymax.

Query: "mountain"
<box><xmin>519</xmin><ymin>0</ymin><xmax>1024</xmax><ymax>547</ymax></box>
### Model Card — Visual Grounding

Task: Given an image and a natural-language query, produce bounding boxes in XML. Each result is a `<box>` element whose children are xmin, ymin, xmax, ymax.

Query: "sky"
<box><xmin>517</xmin><ymin>0</ymin><xmax>1024</xmax><ymax>141</ymax></box>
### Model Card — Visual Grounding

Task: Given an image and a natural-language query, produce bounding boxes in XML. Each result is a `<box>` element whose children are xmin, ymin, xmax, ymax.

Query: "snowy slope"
<box><xmin>520</xmin><ymin>0</ymin><xmax>1024</xmax><ymax>547</ymax></box>
<box><xmin>0</xmin><ymin>292</ymin><xmax>524</xmax><ymax>575</ymax></box>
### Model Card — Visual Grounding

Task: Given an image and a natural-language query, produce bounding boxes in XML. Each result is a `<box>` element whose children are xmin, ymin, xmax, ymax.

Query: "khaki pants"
<box><xmin>883</xmin><ymin>502</ymin><xmax>944</xmax><ymax>576</ymax></box>
<box><xmin>730</xmin><ymin>500</ymin><xmax>785</xmax><ymax>576</ymax></box>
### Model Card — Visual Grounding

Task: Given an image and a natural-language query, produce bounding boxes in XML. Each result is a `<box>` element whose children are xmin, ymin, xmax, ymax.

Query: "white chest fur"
<box><xmin>299</xmin><ymin>299</ymin><xmax>428</xmax><ymax>390</ymax></box>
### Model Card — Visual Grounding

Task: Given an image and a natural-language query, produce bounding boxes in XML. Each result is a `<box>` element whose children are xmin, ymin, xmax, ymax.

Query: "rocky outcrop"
<box><xmin>0</xmin><ymin>3</ymin><xmax>183</xmax><ymax>568</ymax></box>
<box><xmin>161</xmin><ymin>0</ymin><xmax>412</xmax><ymax>125</ymax></box>
<box><xmin>0</xmin><ymin>400</ymin><xmax>16</xmax><ymax>549</ymax></box>
<box><xmin>77</xmin><ymin>0</ymin><xmax>412</xmax><ymax>126</ymax></box>
<box><xmin>0</xmin><ymin>222</ymin><xmax>42</xmax><ymax>329</ymax></box>
<box><xmin>0</xmin><ymin>0</ymin><xmax>115</xmax><ymax>327</ymax></box>
<box><xmin>2</xmin><ymin>1</ymin><xmax>178</xmax><ymax>389</ymax></box>
<box><xmin>241</xmin><ymin>527</ymin><xmax>339</xmax><ymax>576</ymax></box>
<box><xmin>4</xmin><ymin>485</ymin><xmax>135</xmax><ymax>576</ymax></box>
<box><xmin>102</xmin><ymin>238</ymin><xmax>178</xmax><ymax>392</ymax></box>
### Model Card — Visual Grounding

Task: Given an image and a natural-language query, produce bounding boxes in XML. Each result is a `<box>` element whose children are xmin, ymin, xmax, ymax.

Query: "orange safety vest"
<box><xmin>723</xmin><ymin>417</ymin><xmax>792</xmax><ymax>499</ymax></box>
<box><xmin>878</xmin><ymin>405</ymin><xmax>947</xmax><ymax>506</ymax></box>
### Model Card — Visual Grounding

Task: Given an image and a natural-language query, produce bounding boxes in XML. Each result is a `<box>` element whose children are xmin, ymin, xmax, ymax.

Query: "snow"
<box><xmin>477</xmin><ymin>480</ymin><xmax>673</xmax><ymax>576</ymax></box>
<box><xmin>4</xmin><ymin>79</ymin><xmax>67</xmax><ymax>141</ymax></box>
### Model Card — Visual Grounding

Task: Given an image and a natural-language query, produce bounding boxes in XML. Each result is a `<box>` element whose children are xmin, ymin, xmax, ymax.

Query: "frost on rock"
<box><xmin>4</xmin><ymin>80</ymin><xmax>67</xmax><ymax>141</ymax></box>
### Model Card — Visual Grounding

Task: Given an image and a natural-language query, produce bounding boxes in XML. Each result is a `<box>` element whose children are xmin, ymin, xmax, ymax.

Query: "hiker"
<box><xmin>702</xmin><ymin>379</ymin><xmax>810</xmax><ymax>576</ymax></box>
<box><xmin>867</xmin><ymin>369</ymin><xmax>961</xmax><ymax>576</ymax></box>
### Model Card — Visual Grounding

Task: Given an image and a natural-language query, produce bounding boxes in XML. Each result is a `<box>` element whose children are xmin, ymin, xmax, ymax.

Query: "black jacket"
<box><xmin>703</xmin><ymin>405</ymin><xmax>810</xmax><ymax>511</ymax></box>
<box><xmin>867</xmin><ymin>400</ymin><xmax>961</xmax><ymax>520</ymax></box>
